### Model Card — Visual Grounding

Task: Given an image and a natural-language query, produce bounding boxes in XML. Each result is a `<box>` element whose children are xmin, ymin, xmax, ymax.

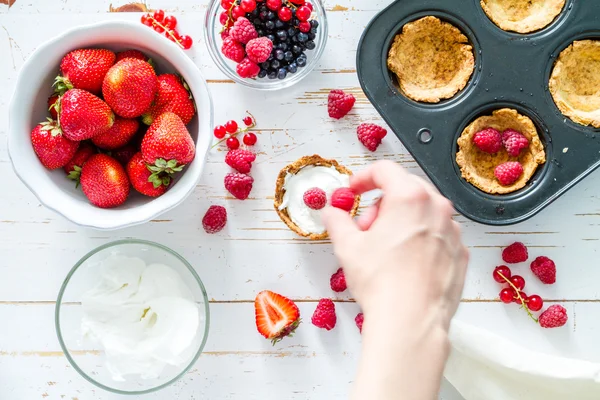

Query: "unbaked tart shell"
<box><xmin>456</xmin><ymin>108</ymin><xmax>546</xmax><ymax>195</ymax></box>
<box><xmin>387</xmin><ymin>16</ymin><xmax>475</xmax><ymax>104</ymax></box>
<box><xmin>274</xmin><ymin>155</ymin><xmax>360</xmax><ymax>240</ymax></box>
<box><xmin>481</xmin><ymin>0</ymin><xmax>566</xmax><ymax>34</ymax></box>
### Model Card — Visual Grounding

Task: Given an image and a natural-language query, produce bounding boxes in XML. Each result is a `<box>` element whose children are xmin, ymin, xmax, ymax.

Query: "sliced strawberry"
<box><xmin>255</xmin><ymin>290</ymin><xmax>300</xmax><ymax>345</ymax></box>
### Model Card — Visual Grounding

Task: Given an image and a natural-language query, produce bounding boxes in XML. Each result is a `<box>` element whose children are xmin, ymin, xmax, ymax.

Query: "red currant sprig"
<box><xmin>213</xmin><ymin>111</ymin><xmax>258</xmax><ymax>149</ymax></box>
<box><xmin>141</xmin><ymin>10</ymin><xmax>193</xmax><ymax>50</ymax></box>
<box><xmin>493</xmin><ymin>266</ymin><xmax>542</xmax><ymax>323</ymax></box>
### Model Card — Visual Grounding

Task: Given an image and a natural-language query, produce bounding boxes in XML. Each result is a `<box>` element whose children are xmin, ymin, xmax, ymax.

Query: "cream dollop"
<box><xmin>81</xmin><ymin>255</ymin><xmax>200</xmax><ymax>381</ymax></box>
<box><xmin>278</xmin><ymin>165</ymin><xmax>350</xmax><ymax>234</ymax></box>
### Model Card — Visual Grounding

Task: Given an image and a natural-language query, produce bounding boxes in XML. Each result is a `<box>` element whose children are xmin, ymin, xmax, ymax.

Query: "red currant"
<box><xmin>141</xmin><ymin>14</ymin><xmax>153</xmax><ymax>26</ymax></box>
<box><xmin>296</xmin><ymin>5</ymin><xmax>311</xmax><ymax>21</ymax></box>
<box><xmin>298</xmin><ymin>21</ymin><xmax>311</xmax><ymax>33</ymax></box>
<box><xmin>241</xmin><ymin>0</ymin><xmax>257</xmax><ymax>12</ymax></box>
<box><xmin>214</xmin><ymin>125</ymin><xmax>227</xmax><ymax>139</ymax></box>
<box><xmin>164</xmin><ymin>15</ymin><xmax>177</xmax><ymax>29</ymax></box>
<box><xmin>499</xmin><ymin>288</ymin><xmax>515</xmax><ymax>304</ymax></box>
<box><xmin>510</xmin><ymin>275</ymin><xmax>525</xmax><ymax>291</ymax></box>
<box><xmin>514</xmin><ymin>291</ymin><xmax>526</xmax><ymax>303</ymax></box>
<box><xmin>166</xmin><ymin>30</ymin><xmax>177</xmax><ymax>41</ymax></box>
<box><xmin>227</xmin><ymin>137</ymin><xmax>240</xmax><ymax>150</ymax></box>
<box><xmin>243</xmin><ymin>132</ymin><xmax>257</xmax><ymax>145</ymax></box>
<box><xmin>305</xmin><ymin>2</ymin><xmax>313</xmax><ymax>11</ymax></box>
<box><xmin>243</xmin><ymin>116</ymin><xmax>253</xmax><ymax>126</ymax></box>
<box><xmin>266</xmin><ymin>0</ymin><xmax>282</xmax><ymax>11</ymax></box>
<box><xmin>154</xmin><ymin>24</ymin><xmax>165</xmax><ymax>33</ymax></box>
<box><xmin>219</xmin><ymin>11</ymin><xmax>229</xmax><ymax>25</ymax></box>
<box><xmin>232</xmin><ymin>5</ymin><xmax>245</xmax><ymax>19</ymax></box>
<box><xmin>180</xmin><ymin>35</ymin><xmax>193</xmax><ymax>49</ymax></box>
<box><xmin>221</xmin><ymin>0</ymin><xmax>235</xmax><ymax>9</ymax></box>
<box><xmin>289</xmin><ymin>0</ymin><xmax>305</xmax><ymax>3</ymax></box>
<box><xmin>492</xmin><ymin>265</ymin><xmax>511</xmax><ymax>283</ymax></box>
<box><xmin>153</xmin><ymin>9</ymin><xmax>165</xmax><ymax>23</ymax></box>
<box><xmin>278</xmin><ymin>7</ymin><xmax>292</xmax><ymax>22</ymax></box>
<box><xmin>527</xmin><ymin>295</ymin><xmax>543</xmax><ymax>312</ymax></box>
<box><xmin>225</xmin><ymin>120</ymin><xmax>238</xmax><ymax>133</ymax></box>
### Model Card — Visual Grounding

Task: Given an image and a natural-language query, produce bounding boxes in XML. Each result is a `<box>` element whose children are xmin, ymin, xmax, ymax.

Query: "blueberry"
<box><xmin>267</xmin><ymin>54</ymin><xmax>274</xmax><ymax>61</ymax></box>
<box><xmin>277</xmin><ymin>68</ymin><xmax>288</xmax><ymax>80</ymax></box>
<box><xmin>292</xmin><ymin>45</ymin><xmax>303</xmax><ymax>54</ymax></box>
<box><xmin>279</xmin><ymin>42</ymin><xmax>289</xmax><ymax>51</ymax></box>
<box><xmin>287</xmin><ymin>27</ymin><xmax>296</xmax><ymax>37</ymax></box>
<box><xmin>257</xmin><ymin>29</ymin><xmax>265</xmax><ymax>37</ymax></box>
<box><xmin>275</xmin><ymin>20</ymin><xmax>286</xmax><ymax>29</ymax></box>
<box><xmin>292</xmin><ymin>18</ymin><xmax>300</xmax><ymax>25</ymax></box>
<box><xmin>266</xmin><ymin>34</ymin><xmax>276</xmax><ymax>42</ymax></box>
<box><xmin>291</xmin><ymin>35</ymin><xmax>298</xmax><ymax>43</ymax></box>
<box><xmin>271</xmin><ymin>60</ymin><xmax>281</xmax><ymax>69</ymax></box>
<box><xmin>265</xmin><ymin>20</ymin><xmax>275</xmax><ymax>30</ymax></box>
<box><xmin>266</xmin><ymin>11</ymin><xmax>276</xmax><ymax>20</ymax></box>
<box><xmin>297</xmin><ymin>55</ymin><xmax>307</xmax><ymax>67</ymax></box>
<box><xmin>276</xmin><ymin>30</ymin><xmax>288</xmax><ymax>41</ymax></box>
<box><xmin>287</xmin><ymin>63</ymin><xmax>298</xmax><ymax>73</ymax></box>
<box><xmin>308</xmin><ymin>32</ymin><xmax>316</xmax><ymax>41</ymax></box>
<box><xmin>268</xmin><ymin>70</ymin><xmax>278</xmax><ymax>79</ymax></box>
<box><xmin>310</xmin><ymin>27</ymin><xmax>318</xmax><ymax>34</ymax></box>
<box><xmin>259</xmin><ymin>10</ymin><xmax>269</xmax><ymax>20</ymax></box>
<box><xmin>284</xmin><ymin>51</ymin><xmax>294</xmax><ymax>61</ymax></box>
<box><xmin>305</xmin><ymin>40</ymin><xmax>315</xmax><ymax>50</ymax></box>
<box><xmin>258</xmin><ymin>69</ymin><xmax>268</xmax><ymax>78</ymax></box>
<box><xmin>275</xmin><ymin>49</ymin><xmax>284</xmax><ymax>60</ymax></box>
<box><xmin>253</xmin><ymin>18</ymin><xmax>262</xmax><ymax>26</ymax></box>
<box><xmin>260</xmin><ymin>61</ymin><xmax>271</xmax><ymax>69</ymax></box>
<box><xmin>250</xmin><ymin>8</ymin><xmax>259</xmax><ymax>17</ymax></box>
<box><xmin>297</xmin><ymin>32</ymin><xmax>308</xmax><ymax>42</ymax></box>
<box><xmin>310</xmin><ymin>20</ymin><xmax>319</xmax><ymax>28</ymax></box>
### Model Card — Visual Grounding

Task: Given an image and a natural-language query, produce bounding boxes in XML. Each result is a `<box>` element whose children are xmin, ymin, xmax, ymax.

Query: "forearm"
<box><xmin>351</xmin><ymin>306</ymin><xmax>450</xmax><ymax>400</ymax></box>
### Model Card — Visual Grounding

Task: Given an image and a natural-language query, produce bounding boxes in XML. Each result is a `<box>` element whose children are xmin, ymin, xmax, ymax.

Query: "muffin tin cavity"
<box><xmin>480</xmin><ymin>0</ymin><xmax>566</xmax><ymax>34</ymax></box>
<box><xmin>358</xmin><ymin>0</ymin><xmax>600</xmax><ymax>225</ymax></box>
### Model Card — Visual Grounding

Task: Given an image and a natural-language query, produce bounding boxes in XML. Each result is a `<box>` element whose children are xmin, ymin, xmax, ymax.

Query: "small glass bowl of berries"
<box><xmin>204</xmin><ymin>0</ymin><xmax>327</xmax><ymax>90</ymax></box>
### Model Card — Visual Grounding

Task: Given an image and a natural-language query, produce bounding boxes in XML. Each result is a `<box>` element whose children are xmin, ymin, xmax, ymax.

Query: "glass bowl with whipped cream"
<box><xmin>55</xmin><ymin>239</ymin><xmax>210</xmax><ymax>395</ymax></box>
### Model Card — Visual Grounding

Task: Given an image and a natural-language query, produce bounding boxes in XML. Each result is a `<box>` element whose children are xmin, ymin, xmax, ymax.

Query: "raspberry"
<box><xmin>202</xmin><ymin>205</ymin><xmax>227</xmax><ymax>234</ymax></box>
<box><xmin>502</xmin><ymin>129</ymin><xmax>529</xmax><ymax>157</ymax></box>
<box><xmin>502</xmin><ymin>242</ymin><xmax>528</xmax><ymax>264</ymax></box>
<box><xmin>494</xmin><ymin>161</ymin><xmax>523</xmax><ymax>186</ymax></box>
<box><xmin>311</xmin><ymin>299</ymin><xmax>336</xmax><ymax>330</ymax></box>
<box><xmin>538</xmin><ymin>305</ymin><xmax>568</xmax><ymax>328</ymax></box>
<box><xmin>355</xmin><ymin>313</ymin><xmax>364</xmax><ymax>333</ymax></box>
<box><xmin>328</xmin><ymin>89</ymin><xmax>356</xmax><ymax>119</ymax></box>
<box><xmin>330</xmin><ymin>268</ymin><xmax>347</xmax><ymax>292</ymax></box>
<box><xmin>331</xmin><ymin>188</ymin><xmax>356</xmax><ymax>212</ymax></box>
<box><xmin>303</xmin><ymin>187</ymin><xmax>326</xmax><ymax>210</ymax></box>
<box><xmin>229</xmin><ymin>17</ymin><xmax>258</xmax><ymax>44</ymax></box>
<box><xmin>225</xmin><ymin>149</ymin><xmax>256</xmax><ymax>174</ymax></box>
<box><xmin>221</xmin><ymin>36</ymin><xmax>245</xmax><ymax>63</ymax></box>
<box><xmin>246</xmin><ymin>37</ymin><xmax>273</xmax><ymax>64</ymax></box>
<box><xmin>357</xmin><ymin>123</ymin><xmax>387</xmax><ymax>152</ymax></box>
<box><xmin>236</xmin><ymin>58</ymin><xmax>261</xmax><ymax>78</ymax></box>
<box><xmin>224</xmin><ymin>172</ymin><xmax>254</xmax><ymax>200</ymax></box>
<box><xmin>473</xmin><ymin>128</ymin><xmax>502</xmax><ymax>154</ymax></box>
<box><xmin>530</xmin><ymin>256</ymin><xmax>556</xmax><ymax>284</ymax></box>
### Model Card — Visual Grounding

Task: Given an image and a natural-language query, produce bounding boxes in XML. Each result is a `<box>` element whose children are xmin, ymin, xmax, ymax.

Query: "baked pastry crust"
<box><xmin>481</xmin><ymin>0</ymin><xmax>565</xmax><ymax>34</ymax></box>
<box><xmin>387</xmin><ymin>16</ymin><xmax>475</xmax><ymax>103</ymax></box>
<box><xmin>456</xmin><ymin>108</ymin><xmax>546</xmax><ymax>195</ymax></box>
<box><xmin>549</xmin><ymin>40</ymin><xmax>600</xmax><ymax>128</ymax></box>
<box><xmin>274</xmin><ymin>155</ymin><xmax>360</xmax><ymax>240</ymax></box>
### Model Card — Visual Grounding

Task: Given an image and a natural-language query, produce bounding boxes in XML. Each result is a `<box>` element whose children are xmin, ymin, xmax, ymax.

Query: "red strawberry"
<box><xmin>115</xmin><ymin>49</ymin><xmax>150</xmax><ymax>63</ymax></box>
<box><xmin>141</xmin><ymin>112</ymin><xmax>196</xmax><ymax>177</ymax></box>
<box><xmin>141</xmin><ymin>74</ymin><xmax>196</xmax><ymax>126</ymax></box>
<box><xmin>127</xmin><ymin>152</ymin><xmax>168</xmax><ymax>197</ymax></box>
<box><xmin>111</xmin><ymin>144</ymin><xmax>138</xmax><ymax>167</ymax></box>
<box><xmin>55</xmin><ymin>48</ymin><xmax>116</xmax><ymax>95</ymax></box>
<box><xmin>102</xmin><ymin>58</ymin><xmax>158</xmax><ymax>118</ymax></box>
<box><xmin>31</xmin><ymin>119</ymin><xmax>79</xmax><ymax>170</ymax></box>
<box><xmin>58</xmin><ymin>89</ymin><xmax>115</xmax><ymax>141</ymax></box>
<box><xmin>80</xmin><ymin>154</ymin><xmax>130</xmax><ymax>208</ymax></box>
<box><xmin>92</xmin><ymin>117</ymin><xmax>139</xmax><ymax>150</ymax></box>
<box><xmin>255</xmin><ymin>290</ymin><xmax>301</xmax><ymax>344</ymax></box>
<box><xmin>63</xmin><ymin>141</ymin><xmax>97</xmax><ymax>185</ymax></box>
<box><xmin>48</xmin><ymin>94</ymin><xmax>59</xmax><ymax>120</ymax></box>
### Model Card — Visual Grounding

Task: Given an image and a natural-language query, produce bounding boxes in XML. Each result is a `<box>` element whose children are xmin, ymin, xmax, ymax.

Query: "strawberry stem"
<box><xmin>211</xmin><ymin>111</ymin><xmax>257</xmax><ymax>149</ymax></box>
<box><xmin>498</xmin><ymin>272</ymin><xmax>538</xmax><ymax>323</ymax></box>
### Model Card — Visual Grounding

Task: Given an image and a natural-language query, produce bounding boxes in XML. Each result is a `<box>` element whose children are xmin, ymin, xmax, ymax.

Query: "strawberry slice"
<box><xmin>255</xmin><ymin>290</ymin><xmax>301</xmax><ymax>345</ymax></box>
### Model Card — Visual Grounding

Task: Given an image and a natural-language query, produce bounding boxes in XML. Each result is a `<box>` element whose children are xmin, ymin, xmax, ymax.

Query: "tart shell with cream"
<box><xmin>274</xmin><ymin>155</ymin><xmax>360</xmax><ymax>240</ymax></box>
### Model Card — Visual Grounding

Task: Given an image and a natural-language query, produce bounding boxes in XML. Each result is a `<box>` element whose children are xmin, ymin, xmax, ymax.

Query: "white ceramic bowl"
<box><xmin>8</xmin><ymin>21</ymin><xmax>213</xmax><ymax>230</ymax></box>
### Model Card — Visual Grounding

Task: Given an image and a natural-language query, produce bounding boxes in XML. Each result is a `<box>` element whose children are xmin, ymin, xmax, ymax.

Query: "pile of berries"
<box><xmin>140</xmin><ymin>9</ymin><xmax>193</xmax><ymax>49</ymax></box>
<box><xmin>213</xmin><ymin>112</ymin><xmax>258</xmax><ymax>150</ymax></box>
<box><xmin>219</xmin><ymin>0</ymin><xmax>319</xmax><ymax>79</ymax></box>
<box><xmin>472</xmin><ymin>127</ymin><xmax>530</xmax><ymax>186</ymax></box>
<box><xmin>493</xmin><ymin>242</ymin><xmax>566</xmax><ymax>329</ymax></box>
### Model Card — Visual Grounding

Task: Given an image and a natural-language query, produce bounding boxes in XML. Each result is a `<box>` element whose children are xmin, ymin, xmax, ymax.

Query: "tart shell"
<box><xmin>480</xmin><ymin>0</ymin><xmax>566</xmax><ymax>34</ymax></box>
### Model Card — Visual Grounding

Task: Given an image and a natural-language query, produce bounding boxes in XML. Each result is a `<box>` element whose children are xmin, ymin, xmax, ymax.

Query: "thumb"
<box><xmin>322</xmin><ymin>206</ymin><xmax>360</xmax><ymax>245</ymax></box>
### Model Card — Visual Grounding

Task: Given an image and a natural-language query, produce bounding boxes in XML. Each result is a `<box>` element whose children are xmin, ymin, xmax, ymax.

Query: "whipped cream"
<box><xmin>81</xmin><ymin>255</ymin><xmax>200</xmax><ymax>381</ymax></box>
<box><xmin>278</xmin><ymin>165</ymin><xmax>350</xmax><ymax>234</ymax></box>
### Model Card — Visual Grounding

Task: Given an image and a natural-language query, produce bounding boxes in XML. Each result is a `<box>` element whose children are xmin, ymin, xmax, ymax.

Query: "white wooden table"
<box><xmin>1</xmin><ymin>1</ymin><xmax>599</xmax><ymax>399</ymax></box>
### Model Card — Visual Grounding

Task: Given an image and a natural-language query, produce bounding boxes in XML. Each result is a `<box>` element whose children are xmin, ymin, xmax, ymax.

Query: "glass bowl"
<box><xmin>204</xmin><ymin>0</ymin><xmax>328</xmax><ymax>90</ymax></box>
<box><xmin>55</xmin><ymin>240</ymin><xmax>210</xmax><ymax>395</ymax></box>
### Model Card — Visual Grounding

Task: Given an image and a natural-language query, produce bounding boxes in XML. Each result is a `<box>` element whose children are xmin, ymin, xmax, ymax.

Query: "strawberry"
<box><xmin>48</xmin><ymin>94</ymin><xmax>59</xmax><ymax>120</ymax></box>
<box><xmin>110</xmin><ymin>144</ymin><xmax>138</xmax><ymax>167</ymax></box>
<box><xmin>63</xmin><ymin>141</ymin><xmax>97</xmax><ymax>185</ymax></box>
<box><xmin>141</xmin><ymin>112</ymin><xmax>196</xmax><ymax>178</ymax></box>
<box><xmin>102</xmin><ymin>58</ymin><xmax>158</xmax><ymax>118</ymax></box>
<box><xmin>55</xmin><ymin>48</ymin><xmax>116</xmax><ymax>95</ymax></box>
<box><xmin>141</xmin><ymin>74</ymin><xmax>196</xmax><ymax>126</ymax></box>
<box><xmin>91</xmin><ymin>117</ymin><xmax>139</xmax><ymax>150</ymax></box>
<box><xmin>115</xmin><ymin>49</ymin><xmax>150</xmax><ymax>63</ymax></box>
<box><xmin>80</xmin><ymin>154</ymin><xmax>130</xmax><ymax>208</ymax></box>
<box><xmin>127</xmin><ymin>152</ymin><xmax>168</xmax><ymax>197</ymax></box>
<box><xmin>31</xmin><ymin>119</ymin><xmax>79</xmax><ymax>170</ymax></box>
<box><xmin>58</xmin><ymin>89</ymin><xmax>115</xmax><ymax>141</ymax></box>
<box><xmin>255</xmin><ymin>290</ymin><xmax>301</xmax><ymax>345</ymax></box>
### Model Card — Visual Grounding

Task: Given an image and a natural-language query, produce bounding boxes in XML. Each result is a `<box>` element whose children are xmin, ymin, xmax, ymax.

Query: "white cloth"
<box><xmin>444</xmin><ymin>320</ymin><xmax>600</xmax><ymax>400</ymax></box>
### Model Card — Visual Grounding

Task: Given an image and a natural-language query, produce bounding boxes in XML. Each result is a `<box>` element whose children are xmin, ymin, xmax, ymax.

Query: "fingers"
<box><xmin>350</xmin><ymin>160</ymin><xmax>409</xmax><ymax>196</ymax></box>
<box><xmin>356</xmin><ymin>198</ymin><xmax>381</xmax><ymax>231</ymax></box>
<box><xmin>322</xmin><ymin>206</ymin><xmax>361</xmax><ymax>246</ymax></box>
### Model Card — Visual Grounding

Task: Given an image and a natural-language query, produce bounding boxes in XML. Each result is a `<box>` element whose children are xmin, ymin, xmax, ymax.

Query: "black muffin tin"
<box><xmin>357</xmin><ymin>0</ymin><xmax>600</xmax><ymax>225</ymax></box>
